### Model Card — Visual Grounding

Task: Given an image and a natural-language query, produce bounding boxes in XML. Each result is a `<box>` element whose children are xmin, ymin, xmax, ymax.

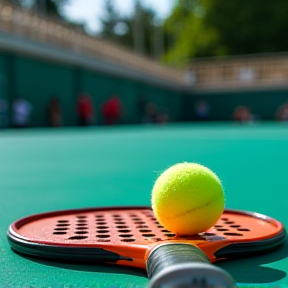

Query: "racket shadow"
<box><xmin>12</xmin><ymin>249</ymin><xmax>147</xmax><ymax>278</ymax></box>
<box><xmin>217</xmin><ymin>237</ymin><xmax>288</xmax><ymax>284</ymax></box>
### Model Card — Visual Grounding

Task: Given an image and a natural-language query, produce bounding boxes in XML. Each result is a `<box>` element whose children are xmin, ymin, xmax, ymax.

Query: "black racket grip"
<box><xmin>147</xmin><ymin>243</ymin><xmax>236</xmax><ymax>288</ymax></box>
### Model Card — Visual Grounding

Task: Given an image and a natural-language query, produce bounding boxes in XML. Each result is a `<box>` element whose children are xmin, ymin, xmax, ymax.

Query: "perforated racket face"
<box><xmin>8</xmin><ymin>207</ymin><xmax>285</xmax><ymax>269</ymax></box>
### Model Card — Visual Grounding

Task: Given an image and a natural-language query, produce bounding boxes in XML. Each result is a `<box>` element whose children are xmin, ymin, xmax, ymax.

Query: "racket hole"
<box><xmin>224</xmin><ymin>221</ymin><xmax>235</xmax><ymax>224</ymax></box>
<box><xmin>118</xmin><ymin>229</ymin><xmax>131</xmax><ymax>233</ymax></box>
<box><xmin>136</xmin><ymin>225</ymin><xmax>148</xmax><ymax>229</ymax></box>
<box><xmin>76</xmin><ymin>216</ymin><xmax>87</xmax><ymax>219</ymax></box>
<box><xmin>214</xmin><ymin>225</ymin><xmax>223</xmax><ymax>228</ymax></box>
<box><xmin>139</xmin><ymin>229</ymin><xmax>152</xmax><ymax>233</ymax></box>
<box><xmin>56</xmin><ymin>224</ymin><xmax>70</xmax><ymax>227</ymax></box>
<box><xmin>53</xmin><ymin>232</ymin><xmax>67</xmax><ymax>235</ymax></box>
<box><xmin>115</xmin><ymin>221</ymin><xmax>125</xmax><ymax>224</ymax></box>
<box><xmin>165</xmin><ymin>233</ymin><xmax>175</xmax><ymax>237</ymax></box>
<box><xmin>134</xmin><ymin>221</ymin><xmax>145</xmax><ymax>224</ymax></box>
<box><xmin>95</xmin><ymin>215</ymin><xmax>104</xmax><ymax>218</ymax></box>
<box><xmin>96</xmin><ymin>221</ymin><xmax>107</xmax><ymax>225</ymax></box>
<box><xmin>57</xmin><ymin>220</ymin><xmax>69</xmax><ymax>223</ymax></box>
<box><xmin>112</xmin><ymin>214</ymin><xmax>121</xmax><ymax>218</ymax></box>
<box><xmin>131</xmin><ymin>217</ymin><xmax>141</xmax><ymax>221</ymax></box>
<box><xmin>77</xmin><ymin>220</ymin><xmax>87</xmax><ymax>223</ymax></box>
<box><xmin>202</xmin><ymin>232</ymin><xmax>216</xmax><ymax>236</ymax></box>
<box><xmin>119</xmin><ymin>234</ymin><xmax>133</xmax><ymax>238</ymax></box>
<box><xmin>230</xmin><ymin>225</ymin><xmax>241</xmax><ymax>228</ymax></box>
<box><xmin>75</xmin><ymin>231</ymin><xmax>88</xmax><ymax>234</ymax></box>
<box><xmin>157</xmin><ymin>225</ymin><xmax>164</xmax><ymax>228</ymax></box>
<box><xmin>97</xmin><ymin>239</ymin><xmax>111</xmax><ymax>242</ymax></box>
<box><xmin>161</xmin><ymin>229</ymin><xmax>171</xmax><ymax>233</ymax></box>
<box><xmin>76</xmin><ymin>223</ymin><xmax>87</xmax><ymax>226</ymax></box>
<box><xmin>97</xmin><ymin>226</ymin><xmax>108</xmax><ymax>229</ymax></box>
<box><xmin>129</xmin><ymin>214</ymin><xmax>137</xmax><ymax>217</ymax></box>
<box><xmin>216</xmin><ymin>228</ymin><xmax>229</xmax><ymax>231</ymax></box>
<box><xmin>96</xmin><ymin>235</ymin><xmax>110</xmax><ymax>238</ymax></box>
<box><xmin>221</xmin><ymin>218</ymin><xmax>229</xmax><ymax>221</ymax></box>
<box><xmin>224</xmin><ymin>232</ymin><xmax>243</xmax><ymax>236</ymax></box>
<box><xmin>69</xmin><ymin>236</ymin><xmax>88</xmax><ymax>240</ymax></box>
<box><xmin>237</xmin><ymin>228</ymin><xmax>250</xmax><ymax>231</ymax></box>
<box><xmin>76</xmin><ymin>227</ymin><xmax>88</xmax><ymax>230</ymax></box>
<box><xmin>116</xmin><ymin>225</ymin><xmax>128</xmax><ymax>229</ymax></box>
<box><xmin>121</xmin><ymin>239</ymin><xmax>135</xmax><ymax>242</ymax></box>
<box><xmin>96</xmin><ymin>230</ymin><xmax>109</xmax><ymax>233</ymax></box>
<box><xmin>142</xmin><ymin>233</ymin><xmax>155</xmax><ymax>237</ymax></box>
<box><xmin>54</xmin><ymin>228</ymin><xmax>68</xmax><ymax>231</ymax></box>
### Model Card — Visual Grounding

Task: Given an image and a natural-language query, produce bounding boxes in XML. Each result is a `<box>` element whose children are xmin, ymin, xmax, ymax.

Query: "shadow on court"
<box><xmin>12</xmin><ymin>237</ymin><xmax>288</xmax><ymax>284</ymax></box>
<box><xmin>217</xmin><ymin>237</ymin><xmax>288</xmax><ymax>284</ymax></box>
<box><xmin>13</xmin><ymin>249</ymin><xmax>147</xmax><ymax>278</ymax></box>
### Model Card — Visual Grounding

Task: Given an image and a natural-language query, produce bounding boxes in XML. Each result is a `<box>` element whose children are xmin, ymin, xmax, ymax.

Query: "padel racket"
<box><xmin>7</xmin><ymin>207</ymin><xmax>286</xmax><ymax>288</ymax></box>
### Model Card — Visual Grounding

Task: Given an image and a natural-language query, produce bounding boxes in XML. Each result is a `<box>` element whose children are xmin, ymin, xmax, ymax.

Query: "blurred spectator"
<box><xmin>142</xmin><ymin>102</ymin><xmax>157</xmax><ymax>124</ymax></box>
<box><xmin>275</xmin><ymin>101</ymin><xmax>288</xmax><ymax>121</ymax></box>
<box><xmin>77</xmin><ymin>93</ymin><xmax>95</xmax><ymax>126</ymax></box>
<box><xmin>156</xmin><ymin>108</ymin><xmax>170</xmax><ymax>124</ymax></box>
<box><xmin>195</xmin><ymin>100</ymin><xmax>210</xmax><ymax>121</ymax></box>
<box><xmin>12</xmin><ymin>98</ymin><xmax>33</xmax><ymax>128</ymax></box>
<box><xmin>47</xmin><ymin>97</ymin><xmax>62</xmax><ymax>127</ymax></box>
<box><xmin>0</xmin><ymin>98</ymin><xmax>9</xmax><ymax>128</ymax></box>
<box><xmin>233</xmin><ymin>105</ymin><xmax>253</xmax><ymax>123</ymax></box>
<box><xmin>102</xmin><ymin>96</ymin><xmax>122</xmax><ymax>125</ymax></box>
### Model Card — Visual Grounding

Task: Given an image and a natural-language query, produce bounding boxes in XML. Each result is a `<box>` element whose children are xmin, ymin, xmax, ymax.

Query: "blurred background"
<box><xmin>1</xmin><ymin>0</ymin><xmax>288</xmax><ymax>129</ymax></box>
<box><xmin>1</xmin><ymin>2</ymin><xmax>288</xmax><ymax>287</ymax></box>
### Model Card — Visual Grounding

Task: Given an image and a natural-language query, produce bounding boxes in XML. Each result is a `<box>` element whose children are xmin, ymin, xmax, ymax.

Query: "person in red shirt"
<box><xmin>77</xmin><ymin>93</ymin><xmax>94</xmax><ymax>126</ymax></box>
<box><xmin>102</xmin><ymin>96</ymin><xmax>121</xmax><ymax>125</ymax></box>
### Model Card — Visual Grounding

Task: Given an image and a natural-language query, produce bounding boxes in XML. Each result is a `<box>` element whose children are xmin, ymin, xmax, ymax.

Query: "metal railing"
<box><xmin>0</xmin><ymin>1</ymin><xmax>187</xmax><ymax>86</ymax></box>
<box><xmin>187</xmin><ymin>54</ymin><xmax>288</xmax><ymax>90</ymax></box>
<box><xmin>1</xmin><ymin>1</ymin><xmax>288</xmax><ymax>91</ymax></box>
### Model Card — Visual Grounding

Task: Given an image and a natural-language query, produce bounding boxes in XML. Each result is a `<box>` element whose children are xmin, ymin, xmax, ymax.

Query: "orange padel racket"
<box><xmin>7</xmin><ymin>207</ymin><xmax>286</xmax><ymax>288</ymax></box>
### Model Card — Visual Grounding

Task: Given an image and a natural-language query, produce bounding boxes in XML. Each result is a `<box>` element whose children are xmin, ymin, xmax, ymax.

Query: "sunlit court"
<box><xmin>0</xmin><ymin>1</ymin><xmax>288</xmax><ymax>288</ymax></box>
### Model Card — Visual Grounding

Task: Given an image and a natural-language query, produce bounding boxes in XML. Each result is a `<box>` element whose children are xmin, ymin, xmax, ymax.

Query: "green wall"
<box><xmin>3</xmin><ymin>51</ymin><xmax>287</xmax><ymax>126</ymax></box>
<box><xmin>79</xmin><ymin>70</ymin><xmax>140</xmax><ymax>124</ymax></box>
<box><xmin>0</xmin><ymin>53</ymin><xmax>186</xmax><ymax>127</ymax></box>
<box><xmin>0</xmin><ymin>54</ymin><xmax>8</xmax><ymax>101</ymax></box>
<box><xmin>13</xmin><ymin>56</ymin><xmax>76</xmax><ymax>126</ymax></box>
<box><xmin>189</xmin><ymin>90</ymin><xmax>288</xmax><ymax>121</ymax></box>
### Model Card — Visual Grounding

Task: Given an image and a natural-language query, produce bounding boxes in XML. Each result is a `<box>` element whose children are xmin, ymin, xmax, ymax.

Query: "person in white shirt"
<box><xmin>12</xmin><ymin>98</ymin><xmax>33</xmax><ymax>128</ymax></box>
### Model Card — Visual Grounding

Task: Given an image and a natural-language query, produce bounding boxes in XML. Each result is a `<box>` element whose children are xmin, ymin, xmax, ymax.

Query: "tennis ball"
<box><xmin>151</xmin><ymin>163</ymin><xmax>225</xmax><ymax>236</ymax></box>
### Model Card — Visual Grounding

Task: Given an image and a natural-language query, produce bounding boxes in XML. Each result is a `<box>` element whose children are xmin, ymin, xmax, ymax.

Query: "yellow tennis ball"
<box><xmin>151</xmin><ymin>163</ymin><xmax>225</xmax><ymax>236</ymax></box>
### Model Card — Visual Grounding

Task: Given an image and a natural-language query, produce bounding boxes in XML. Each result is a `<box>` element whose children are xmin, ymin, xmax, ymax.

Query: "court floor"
<box><xmin>0</xmin><ymin>123</ymin><xmax>287</xmax><ymax>287</ymax></box>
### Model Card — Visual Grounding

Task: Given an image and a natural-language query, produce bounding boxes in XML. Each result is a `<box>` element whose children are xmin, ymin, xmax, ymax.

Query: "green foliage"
<box><xmin>164</xmin><ymin>0</ymin><xmax>288</xmax><ymax>66</ymax></box>
<box><xmin>205</xmin><ymin>0</ymin><xmax>288</xmax><ymax>55</ymax></box>
<box><xmin>99</xmin><ymin>0</ymin><xmax>159</xmax><ymax>58</ymax></box>
<box><xmin>99</xmin><ymin>0</ymin><xmax>121</xmax><ymax>40</ymax></box>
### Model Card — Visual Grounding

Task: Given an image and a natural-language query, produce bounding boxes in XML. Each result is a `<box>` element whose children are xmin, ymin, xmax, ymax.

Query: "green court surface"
<box><xmin>0</xmin><ymin>123</ymin><xmax>288</xmax><ymax>288</ymax></box>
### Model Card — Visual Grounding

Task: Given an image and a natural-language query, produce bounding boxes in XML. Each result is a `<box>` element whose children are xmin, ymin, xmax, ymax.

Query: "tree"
<box><xmin>119</xmin><ymin>1</ymin><xmax>157</xmax><ymax>56</ymax></box>
<box><xmin>5</xmin><ymin>0</ymin><xmax>68</xmax><ymax>19</ymax></box>
<box><xmin>205</xmin><ymin>0</ymin><xmax>288</xmax><ymax>55</ymax></box>
<box><xmin>163</xmin><ymin>0</ymin><xmax>221</xmax><ymax>66</ymax></box>
<box><xmin>99</xmin><ymin>0</ymin><xmax>121</xmax><ymax>41</ymax></box>
<box><xmin>163</xmin><ymin>0</ymin><xmax>288</xmax><ymax>66</ymax></box>
<box><xmin>99</xmin><ymin>0</ymin><xmax>162</xmax><ymax>59</ymax></box>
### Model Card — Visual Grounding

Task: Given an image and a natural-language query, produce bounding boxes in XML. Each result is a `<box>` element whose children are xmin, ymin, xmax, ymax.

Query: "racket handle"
<box><xmin>147</xmin><ymin>243</ymin><xmax>236</xmax><ymax>288</ymax></box>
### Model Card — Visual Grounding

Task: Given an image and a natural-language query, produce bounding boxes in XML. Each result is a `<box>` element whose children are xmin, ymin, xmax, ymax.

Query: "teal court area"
<box><xmin>0</xmin><ymin>123</ymin><xmax>287</xmax><ymax>288</ymax></box>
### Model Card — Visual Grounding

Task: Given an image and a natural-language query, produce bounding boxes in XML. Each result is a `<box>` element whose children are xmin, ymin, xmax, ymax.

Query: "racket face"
<box><xmin>8</xmin><ymin>206</ymin><xmax>286</xmax><ymax>269</ymax></box>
